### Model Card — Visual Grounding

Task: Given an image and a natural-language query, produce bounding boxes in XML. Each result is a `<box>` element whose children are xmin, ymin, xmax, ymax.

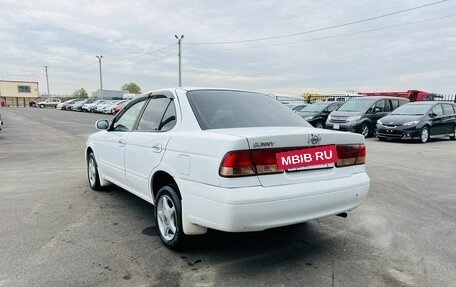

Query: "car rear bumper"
<box><xmin>177</xmin><ymin>172</ymin><xmax>370</xmax><ymax>233</ymax></box>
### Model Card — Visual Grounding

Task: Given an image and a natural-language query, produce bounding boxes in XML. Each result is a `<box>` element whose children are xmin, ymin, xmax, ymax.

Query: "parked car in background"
<box><xmin>95</xmin><ymin>100</ymin><xmax>118</xmax><ymax>113</ymax></box>
<box><xmin>67</xmin><ymin>100</ymin><xmax>83</xmax><ymax>111</ymax></box>
<box><xmin>326</xmin><ymin>96</ymin><xmax>409</xmax><ymax>137</ymax></box>
<box><xmin>377</xmin><ymin>102</ymin><xmax>456</xmax><ymax>143</ymax></box>
<box><xmin>72</xmin><ymin>99</ymin><xmax>96</xmax><ymax>112</ymax></box>
<box><xmin>86</xmin><ymin>88</ymin><xmax>370</xmax><ymax>249</ymax></box>
<box><xmin>82</xmin><ymin>100</ymin><xmax>106</xmax><ymax>112</ymax></box>
<box><xmin>57</xmin><ymin>99</ymin><xmax>78</xmax><ymax>110</ymax></box>
<box><xmin>297</xmin><ymin>102</ymin><xmax>343</xmax><ymax>128</ymax></box>
<box><xmin>102</xmin><ymin>100</ymin><xmax>128</xmax><ymax>114</ymax></box>
<box><xmin>112</xmin><ymin>101</ymin><xmax>129</xmax><ymax>115</ymax></box>
<box><xmin>37</xmin><ymin>98</ymin><xmax>61</xmax><ymax>108</ymax></box>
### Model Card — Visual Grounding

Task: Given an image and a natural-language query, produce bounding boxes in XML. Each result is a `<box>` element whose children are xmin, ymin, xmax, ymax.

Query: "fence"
<box><xmin>433</xmin><ymin>94</ymin><xmax>456</xmax><ymax>103</ymax></box>
<box><xmin>273</xmin><ymin>93</ymin><xmax>456</xmax><ymax>105</ymax></box>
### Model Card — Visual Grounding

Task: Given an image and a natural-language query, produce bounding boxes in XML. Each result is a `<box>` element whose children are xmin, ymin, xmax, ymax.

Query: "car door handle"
<box><xmin>118</xmin><ymin>139</ymin><xmax>125</xmax><ymax>147</ymax></box>
<box><xmin>152</xmin><ymin>144</ymin><xmax>162</xmax><ymax>153</ymax></box>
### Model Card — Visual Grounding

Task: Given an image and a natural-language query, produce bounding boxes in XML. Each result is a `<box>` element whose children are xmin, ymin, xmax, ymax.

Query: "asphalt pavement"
<box><xmin>0</xmin><ymin>107</ymin><xmax>455</xmax><ymax>287</ymax></box>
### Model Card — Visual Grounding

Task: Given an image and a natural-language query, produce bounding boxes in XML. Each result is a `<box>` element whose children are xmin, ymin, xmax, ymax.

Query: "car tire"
<box><xmin>420</xmin><ymin>126</ymin><xmax>430</xmax><ymax>143</ymax></box>
<box><xmin>155</xmin><ymin>185</ymin><xmax>187</xmax><ymax>250</ymax></box>
<box><xmin>39</xmin><ymin>104</ymin><xmax>45</xmax><ymax>108</ymax></box>
<box><xmin>87</xmin><ymin>152</ymin><xmax>101</xmax><ymax>191</ymax></box>
<box><xmin>361</xmin><ymin>124</ymin><xmax>370</xmax><ymax>138</ymax></box>
<box><xmin>314</xmin><ymin>121</ymin><xmax>325</xmax><ymax>129</ymax></box>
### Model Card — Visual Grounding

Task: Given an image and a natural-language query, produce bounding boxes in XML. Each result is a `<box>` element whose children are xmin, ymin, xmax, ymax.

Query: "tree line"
<box><xmin>72</xmin><ymin>82</ymin><xmax>142</xmax><ymax>98</ymax></box>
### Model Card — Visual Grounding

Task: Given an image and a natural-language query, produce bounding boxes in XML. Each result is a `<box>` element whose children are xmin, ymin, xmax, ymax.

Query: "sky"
<box><xmin>1</xmin><ymin>0</ymin><xmax>456</xmax><ymax>96</ymax></box>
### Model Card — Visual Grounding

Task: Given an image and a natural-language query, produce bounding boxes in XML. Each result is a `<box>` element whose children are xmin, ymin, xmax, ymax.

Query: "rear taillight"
<box><xmin>219</xmin><ymin>151</ymin><xmax>256</xmax><ymax>177</ymax></box>
<box><xmin>219</xmin><ymin>144</ymin><xmax>366</xmax><ymax>177</ymax></box>
<box><xmin>336</xmin><ymin>144</ymin><xmax>366</xmax><ymax>167</ymax></box>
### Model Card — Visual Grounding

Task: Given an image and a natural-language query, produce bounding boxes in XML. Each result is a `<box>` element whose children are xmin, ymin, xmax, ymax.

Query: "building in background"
<box><xmin>91</xmin><ymin>89</ymin><xmax>125</xmax><ymax>100</ymax></box>
<box><xmin>0</xmin><ymin>80</ymin><xmax>40</xmax><ymax>107</ymax></box>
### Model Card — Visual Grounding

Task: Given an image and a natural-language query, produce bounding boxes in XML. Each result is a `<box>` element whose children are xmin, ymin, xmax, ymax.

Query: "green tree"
<box><xmin>121</xmin><ymin>82</ymin><xmax>141</xmax><ymax>94</ymax></box>
<box><xmin>72</xmin><ymin>88</ymin><xmax>88</xmax><ymax>98</ymax></box>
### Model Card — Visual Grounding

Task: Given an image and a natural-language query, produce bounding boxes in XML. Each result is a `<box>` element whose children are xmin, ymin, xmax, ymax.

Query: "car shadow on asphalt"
<box><xmin>99</xmin><ymin>184</ymin><xmax>342</xmax><ymax>260</ymax></box>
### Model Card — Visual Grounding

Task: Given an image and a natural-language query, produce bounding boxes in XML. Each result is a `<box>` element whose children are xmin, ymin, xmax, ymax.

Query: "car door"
<box><xmin>366</xmin><ymin>99</ymin><xmax>389</xmax><ymax>128</ymax></box>
<box><xmin>95</xmin><ymin>100</ymin><xmax>147</xmax><ymax>187</ymax></box>
<box><xmin>124</xmin><ymin>96</ymin><xmax>177</xmax><ymax>200</ymax></box>
<box><xmin>442</xmin><ymin>103</ymin><xmax>456</xmax><ymax>134</ymax></box>
<box><xmin>429</xmin><ymin>104</ymin><xmax>445</xmax><ymax>136</ymax></box>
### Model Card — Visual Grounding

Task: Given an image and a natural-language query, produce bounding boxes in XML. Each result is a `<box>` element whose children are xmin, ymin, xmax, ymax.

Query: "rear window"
<box><xmin>186</xmin><ymin>90</ymin><xmax>310</xmax><ymax>130</ymax></box>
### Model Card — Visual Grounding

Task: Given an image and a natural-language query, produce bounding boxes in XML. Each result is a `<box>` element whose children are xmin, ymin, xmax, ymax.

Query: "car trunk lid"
<box><xmin>209</xmin><ymin>127</ymin><xmax>364</xmax><ymax>187</ymax></box>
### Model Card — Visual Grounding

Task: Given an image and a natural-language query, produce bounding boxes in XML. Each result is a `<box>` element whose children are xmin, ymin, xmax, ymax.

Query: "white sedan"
<box><xmin>86</xmin><ymin>88</ymin><xmax>370</xmax><ymax>249</ymax></box>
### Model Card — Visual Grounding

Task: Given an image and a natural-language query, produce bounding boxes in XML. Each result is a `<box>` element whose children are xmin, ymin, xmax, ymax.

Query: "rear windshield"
<box><xmin>338</xmin><ymin>98</ymin><xmax>376</xmax><ymax>112</ymax></box>
<box><xmin>186</xmin><ymin>90</ymin><xmax>310</xmax><ymax>130</ymax></box>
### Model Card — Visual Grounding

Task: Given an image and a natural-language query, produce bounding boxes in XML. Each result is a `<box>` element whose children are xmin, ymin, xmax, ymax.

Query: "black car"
<box><xmin>296</xmin><ymin>101</ymin><xmax>342</xmax><ymax>128</ymax></box>
<box><xmin>377</xmin><ymin>101</ymin><xmax>456</xmax><ymax>143</ymax></box>
<box><xmin>326</xmin><ymin>96</ymin><xmax>409</xmax><ymax>137</ymax></box>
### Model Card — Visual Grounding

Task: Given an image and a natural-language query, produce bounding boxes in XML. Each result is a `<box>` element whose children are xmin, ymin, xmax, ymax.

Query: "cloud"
<box><xmin>1</xmin><ymin>0</ymin><xmax>455</xmax><ymax>95</ymax></box>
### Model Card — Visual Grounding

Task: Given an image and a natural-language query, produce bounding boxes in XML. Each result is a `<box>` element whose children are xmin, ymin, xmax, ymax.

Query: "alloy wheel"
<box><xmin>421</xmin><ymin>127</ymin><xmax>429</xmax><ymax>143</ymax></box>
<box><xmin>157</xmin><ymin>195</ymin><xmax>177</xmax><ymax>241</ymax></box>
<box><xmin>361</xmin><ymin>125</ymin><xmax>369</xmax><ymax>137</ymax></box>
<box><xmin>88</xmin><ymin>157</ymin><xmax>96</xmax><ymax>186</ymax></box>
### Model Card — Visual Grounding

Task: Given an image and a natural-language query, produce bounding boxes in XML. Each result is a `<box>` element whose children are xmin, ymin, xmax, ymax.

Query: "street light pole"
<box><xmin>96</xmin><ymin>55</ymin><xmax>104</xmax><ymax>99</ymax></box>
<box><xmin>175</xmin><ymin>35</ymin><xmax>184</xmax><ymax>87</ymax></box>
<box><xmin>44</xmin><ymin>65</ymin><xmax>50</xmax><ymax>99</ymax></box>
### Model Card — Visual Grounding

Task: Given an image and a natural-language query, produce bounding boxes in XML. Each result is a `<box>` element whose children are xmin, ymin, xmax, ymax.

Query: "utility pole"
<box><xmin>175</xmin><ymin>35</ymin><xmax>184</xmax><ymax>87</ymax></box>
<box><xmin>44</xmin><ymin>65</ymin><xmax>50</xmax><ymax>99</ymax></box>
<box><xmin>96</xmin><ymin>55</ymin><xmax>104</xmax><ymax>99</ymax></box>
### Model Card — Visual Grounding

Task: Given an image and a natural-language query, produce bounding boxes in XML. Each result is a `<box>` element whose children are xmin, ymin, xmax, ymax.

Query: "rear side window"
<box><xmin>442</xmin><ymin>104</ymin><xmax>455</xmax><ymax>115</ymax></box>
<box><xmin>137</xmin><ymin>97</ymin><xmax>175</xmax><ymax>131</ymax></box>
<box><xmin>391</xmin><ymin>100</ymin><xmax>400</xmax><ymax>110</ymax></box>
<box><xmin>186</xmin><ymin>90</ymin><xmax>309</xmax><ymax>130</ymax></box>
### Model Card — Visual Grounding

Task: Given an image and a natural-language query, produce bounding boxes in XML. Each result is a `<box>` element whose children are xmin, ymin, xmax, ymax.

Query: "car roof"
<box><xmin>406</xmin><ymin>101</ymin><xmax>452</xmax><ymax>105</ymax></box>
<box><xmin>143</xmin><ymin>87</ymin><xmax>268</xmax><ymax>95</ymax></box>
<box><xmin>353</xmin><ymin>96</ymin><xmax>409</xmax><ymax>100</ymax></box>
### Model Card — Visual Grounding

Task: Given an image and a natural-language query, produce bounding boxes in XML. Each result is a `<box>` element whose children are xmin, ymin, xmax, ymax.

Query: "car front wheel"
<box><xmin>155</xmin><ymin>185</ymin><xmax>187</xmax><ymax>250</ymax></box>
<box><xmin>314</xmin><ymin>121</ymin><xmax>324</xmax><ymax>129</ymax></box>
<box><xmin>450</xmin><ymin>125</ymin><xmax>456</xmax><ymax>140</ymax></box>
<box><xmin>87</xmin><ymin>152</ymin><xmax>101</xmax><ymax>191</ymax></box>
<box><xmin>420</xmin><ymin>127</ymin><xmax>430</xmax><ymax>143</ymax></box>
<box><xmin>39</xmin><ymin>104</ymin><xmax>45</xmax><ymax>108</ymax></box>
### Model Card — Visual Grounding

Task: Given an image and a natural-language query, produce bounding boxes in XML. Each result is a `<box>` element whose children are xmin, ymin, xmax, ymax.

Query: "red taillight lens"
<box><xmin>336</xmin><ymin>144</ymin><xmax>366</xmax><ymax>167</ymax></box>
<box><xmin>219</xmin><ymin>151</ymin><xmax>256</xmax><ymax>177</ymax></box>
<box><xmin>219</xmin><ymin>149</ymin><xmax>281</xmax><ymax>177</ymax></box>
<box><xmin>251</xmin><ymin>150</ymin><xmax>280</xmax><ymax>174</ymax></box>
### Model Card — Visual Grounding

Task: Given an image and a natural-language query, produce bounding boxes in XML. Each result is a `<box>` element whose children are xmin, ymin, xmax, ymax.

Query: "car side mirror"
<box><xmin>429</xmin><ymin>112</ymin><xmax>437</xmax><ymax>118</ymax></box>
<box><xmin>374</xmin><ymin>107</ymin><xmax>381</xmax><ymax>113</ymax></box>
<box><xmin>95</xmin><ymin>119</ymin><xmax>109</xmax><ymax>130</ymax></box>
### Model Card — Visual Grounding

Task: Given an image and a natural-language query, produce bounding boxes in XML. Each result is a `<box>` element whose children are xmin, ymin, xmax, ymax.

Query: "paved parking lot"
<box><xmin>0</xmin><ymin>107</ymin><xmax>455</xmax><ymax>287</ymax></box>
